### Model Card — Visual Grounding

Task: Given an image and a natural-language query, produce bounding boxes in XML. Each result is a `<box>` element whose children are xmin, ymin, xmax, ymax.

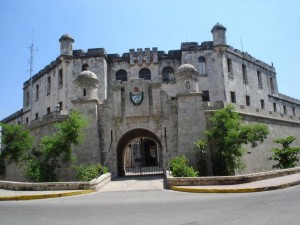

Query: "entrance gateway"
<box><xmin>116</xmin><ymin>129</ymin><xmax>163</xmax><ymax>177</ymax></box>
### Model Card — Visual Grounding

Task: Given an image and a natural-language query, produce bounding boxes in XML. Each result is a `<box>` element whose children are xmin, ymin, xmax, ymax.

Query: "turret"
<box><xmin>59</xmin><ymin>34</ymin><xmax>74</xmax><ymax>56</ymax></box>
<box><xmin>175</xmin><ymin>64</ymin><xmax>199</xmax><ymax>94</ymax></box>
<box><xmin>211</xmin><ymin>23</ymin><xmax>227</xmax><ymax>47</ymax></box>
<box><xmin>74</xmin><ymin>64</ymin><xmax>100</xmax><ymax>100</ymax></box>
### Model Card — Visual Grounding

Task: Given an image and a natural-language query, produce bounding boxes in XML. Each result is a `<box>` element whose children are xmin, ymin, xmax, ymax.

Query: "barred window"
<box><xmin>139</xmin><ymin>68</ymin><xmax>151</xmax><ymax>80</ymax></box>
<box><xmin>198</xmin><ymin>57</ymin><xmax>206</xmax><ymax>75</ymax></box>
<box><xmin>162</xmin><ymin>67</ymin><xmax>175</xmax><ymax>82</ymax></box>
<box><xmin>116</xmin><ymin>69</ymin><xmax>128</xmax><ymax>82</ymax></box>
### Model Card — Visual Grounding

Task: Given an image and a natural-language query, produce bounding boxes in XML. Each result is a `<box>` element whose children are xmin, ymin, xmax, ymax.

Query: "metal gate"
<box><xmin>123</xmin><ymin>138</ymin><xmax>163</xmax><ymax>176</ymax></box>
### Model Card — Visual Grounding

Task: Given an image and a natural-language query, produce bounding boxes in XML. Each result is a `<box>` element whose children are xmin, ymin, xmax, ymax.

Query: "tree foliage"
<box><xmin>194</xmin><ymin>140</ymin><xmax>209</xmax><ymax>176</ymax></box>
<box><xmin>1</xmin><ymin>110</ymin><xmax>88</xmax><ymax>182</ymax></box>
<box><xmin>25</xmin><ymin>110</ymin><xmax>88</xmax><ymax>181</ymax></box>
<box><xmin>0</xmin><ymin>123</ymin><xmax>33</xmax><ymax>163</ymax></box>
<box><xmin>269</xmin><ymin>136</ymin><xmax>300</xmax><ymax>169</ymax></box>
<box><xmin>206</xmin><ymin>104</ymin><xmax>269</xmax><ymax>176</ymax></box>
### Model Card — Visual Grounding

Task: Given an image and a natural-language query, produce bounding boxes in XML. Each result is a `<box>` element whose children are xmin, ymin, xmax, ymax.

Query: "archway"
<box><xmin>117</xmin><ymin>128</ymin><xmax>163</xmax><ymax>177</ymax></box>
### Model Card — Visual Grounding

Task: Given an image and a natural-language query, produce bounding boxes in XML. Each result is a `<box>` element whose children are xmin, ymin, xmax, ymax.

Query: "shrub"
<box><xmin>74</xmin><ymin>163</ymin><xmax>108</xmax><ymax>181</ymax></box>
<box><xmin>169</xmin><ymin>155</ymin><xmax>198</xmax><ymax>177</ymax></box>
<box><xmin>270</xmin><ymin>136</ymin><xmax>300</xmax><ymax>169</ymax></box>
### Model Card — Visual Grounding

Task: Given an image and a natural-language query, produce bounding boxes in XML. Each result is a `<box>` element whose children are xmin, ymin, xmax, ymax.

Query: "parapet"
<box><xmin>129</xmin><ymin>47</ymin><xmax>158</xmax><ymax>65</ymax></box>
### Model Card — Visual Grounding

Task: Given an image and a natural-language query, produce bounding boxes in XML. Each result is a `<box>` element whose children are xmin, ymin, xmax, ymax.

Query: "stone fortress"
<box><xmin>2</xmin><ymin>23</ymin><xmax>300</xmax><ymax>181</ymax></box>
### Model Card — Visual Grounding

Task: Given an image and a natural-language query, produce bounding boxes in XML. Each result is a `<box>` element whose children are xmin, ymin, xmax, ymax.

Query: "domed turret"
<box><xmin>211</xmin><ymin>23</ymin><xmax>227</xmax><ymax>47</ymax></box>
<box><xmin>59</xmin><ymin>33</ymin><xmax>74</xmax><ymax>56</ymax></box>
<box><xmin>74</xmin><ymin>64</ymin><xmax>100</xmax><ymax>100</ymax></box>
<box><xmin>175</xmin><ymin>64</ymin><xmax>199</xmax><ymax>94</ymax></box>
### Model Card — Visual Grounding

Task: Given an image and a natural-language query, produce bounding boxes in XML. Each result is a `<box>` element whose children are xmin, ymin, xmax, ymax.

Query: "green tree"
<box><xmin>206</xmin><ymin>104</ymin><xmax>269</xmax><ymax>176</ymax></box>
<box><xmin>0</xmin><ymin>123</ymin><xmax>33</xmax><ymax>163</ymax></box>
<box><xmin>194</xmin><ymin>140</ymin><xmax>209</xmax><ymax>176</ymax></box>
<box><xmin>25</xmin><ymin>110</ymin><xmax>88</xmax><ymax>181</ymax></box>
<box><xmin>269</xmin><ymin>136</ymin><xmax>300</xmax><ymax>169</ymax></box>
<box><xmin>1</xmin><ymin>111</ymin><xmax>88</xmax><ymax>181</ymax></box>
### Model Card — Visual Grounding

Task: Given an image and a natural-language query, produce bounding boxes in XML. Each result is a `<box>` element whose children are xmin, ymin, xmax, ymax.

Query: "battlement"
<box><xmin>181</xmin><ymin>41</ymin><xmax>214</xmax><ymax>51</ymax></box>
<box><xmin>203</xmin><ymin>101</ymin><xmax>300</xmax><ymax>123</ymax></box>
<box><xmin>73</xmin><ymin>48</ymin><xmax>107</xmax><ymax>57</ymax></box>
<box><xmin>128</xmin><ymin>47</ymin><xmax>158</xmax><ymax>65</ymax></box>
<box><xmin>227</xmin><ymin>46</ymin><xmax>276</xmax><ymax>73</ymax></box>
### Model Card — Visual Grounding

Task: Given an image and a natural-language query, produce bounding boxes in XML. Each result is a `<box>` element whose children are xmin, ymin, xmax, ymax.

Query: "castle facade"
<box><xmin>2</xmin><ymin>23</ymin><xmax>300</xmax><ymax>180</ymax></box>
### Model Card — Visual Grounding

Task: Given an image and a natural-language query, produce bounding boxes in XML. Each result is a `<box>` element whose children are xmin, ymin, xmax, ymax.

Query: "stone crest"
<box><xmin>130</xmin><ymin>87</ymin><xmax>144</xmax><ymax>106</ymax></box>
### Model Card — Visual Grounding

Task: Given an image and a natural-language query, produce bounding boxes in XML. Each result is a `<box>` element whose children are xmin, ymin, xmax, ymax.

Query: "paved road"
<box><xmin>1</xmin><ymin>182</ymin><xmax>300</xmax><ymax>225</ymax></box>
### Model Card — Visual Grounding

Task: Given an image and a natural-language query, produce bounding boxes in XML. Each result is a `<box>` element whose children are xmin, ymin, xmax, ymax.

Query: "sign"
<box><xmin>129</xmin><ymin>87</ymin><xmax>144</xmax><ymax>106</ymax></box>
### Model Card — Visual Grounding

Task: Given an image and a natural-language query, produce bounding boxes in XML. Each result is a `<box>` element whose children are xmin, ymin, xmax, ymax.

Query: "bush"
<box><xmin>270</xmin><ymin>136</ymin><xmax>300</xmax><ymax>169</ymax></box>
<box><xmin>169</xmin><ymin>155</ymin><xmax>198</xmax><ymax>177</ymax></box>
<box><xmin>74</xmin><ymin>163</ymin><xmax>108</xmax><ymax>181</ymax></box>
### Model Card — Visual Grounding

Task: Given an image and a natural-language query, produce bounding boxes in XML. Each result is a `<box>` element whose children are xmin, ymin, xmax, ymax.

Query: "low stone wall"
<box><xmin>0</xmin><ymin>173</ymin><xmax>111</xmax><ymax>191</ymax></box>
<box><xmin>166</xmin><ymin>167</ymin><xmax>300</xmax><ymax>188</ymax></box>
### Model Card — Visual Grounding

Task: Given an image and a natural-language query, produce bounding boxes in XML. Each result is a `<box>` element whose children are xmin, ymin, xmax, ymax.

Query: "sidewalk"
<box><xmin>171</xmin><ymin>173</ymin><xmax>300</xmax><ymax>193</ymax></box>
<box><xmin>1</xmin><ymin>173</ymin><xmax>300</xmax><ymax>200</ymax></box>
<box><xmin>0</xmin><ymin>189</ymin><xmax>94</xmax><ymax>201</ymax></box>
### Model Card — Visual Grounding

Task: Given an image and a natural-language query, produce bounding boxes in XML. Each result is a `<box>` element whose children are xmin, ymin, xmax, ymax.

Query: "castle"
<box><xmin>2</xmin><ymin>23</ymin><xmax>300</xmax><ymax>181</ymax></box>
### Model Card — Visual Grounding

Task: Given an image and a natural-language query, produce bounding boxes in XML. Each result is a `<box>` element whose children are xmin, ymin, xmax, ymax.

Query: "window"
<box><xmin>246</xmin><ymin>95</ymin><xmax>250</xmax><ymax>106</ymax></box>
<box><xmin>58</xmin><ymin>69</ymin><xmax>63</xmax><ymax>87</ymax></box>
<box><xmin>82</xmin><ymin>63</ymin><xmax>89</xmax><ymax>71</ymax></box>
<box><xmin>292</xmin><ymin>107</ymin><xmax>296</xmax><ymax>116</ymax></box>
<box><xmin>116</xmin><ymin>69</ymin><xmax>128</xmax><ymax>82</ymax></box>
<box><xmin>139</xmin><ymin>68</ymin><xmax>151</xmax><ymax>80</ymax></box>
<box><xmin>273</xmin><ymin>103</ymin><xmax>277</xmax><ymax>112</ymax></box>
<box><xmin>198</xmin><ymin>57</ymin><xmax>206</xmax><ymax>75</ymax></box>
<box><xmin>283</xmin><ymin>105</ymin><xmax>287</xmax><ymax>114</ymax></box>
<box><xmin>162</xmin><ymin>67</ymin><xmax>175</xmax><ymax>82</ymax></box>
<box><xmin>26</xmin><ymin>117</ymin><xmax>29</xmax><ymax>124</ymax></box>
<box><xmin>261</xmin><ymin>99</ymin><xmax>265</xmax><ymax>109</ymax></box>
<box><xmin>35</xmin><ymin>113</ymin><xmax>39</xmax><ymax>120</ymax></box>
<box><xmin>270</xmin><ymin>77</ymin><xmax>275</xmax><ymax>92</ymax></box>
<box><xmin>47</xmin><ymin>76</ymin><xmax>51</xmax><ymax>95</ymax></box>
<box><xmin>25</xmin><ymin>89</ymin><xmax>30</xmax><ymax>106</ymax></box>
<box><xmin>36</xmin><ymin>84</ymin><xmax>39</xmax><ymax>101</ymax></box>
<box><xmin>202</xmin><ymin>90</ymin><xmax>210</xmax><ymax>102</ymax></box>
<box><xmin>47</xmin><ymin>107</ymin><xmax>50</xmax><ymax>114</ymax></box>
<box><xmin>83</xmin><ymin>88</ymin><xmax>87</xmax><ymax>97</ymax></box>
<box><xmin>257</xmin><ymin>71</ymin><xmax>263</xmax><ymax>89</ymax></box>
<box><xmin>242</xmin><ymin>64</ymin><xmax>248</xmax><ymax>83</ymax></box>
<box><xmin>227</xmin><ymin>58</ymin><xmax>233</xmax><ymax>74</ymax></box>
<box><xmin>230</xmin><ymin>91</ymin><xmax>236</xmax><ymax>103</ymax></box>
<box><xmin>59</xmin><ymin>101</ymin><xmax>63</xmax><ymax>111</ymax></box>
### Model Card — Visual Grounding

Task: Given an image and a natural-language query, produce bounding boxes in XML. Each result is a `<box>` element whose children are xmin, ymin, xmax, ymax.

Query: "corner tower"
<box><xmin>59</xmin><ymin>34</ymin><xmax>74</xmax><ymax>56</ymax></box>
<box><xmin>211</xmin><ymin>23</ymin><xmax>227</xmax><ymax>48</ymax></box>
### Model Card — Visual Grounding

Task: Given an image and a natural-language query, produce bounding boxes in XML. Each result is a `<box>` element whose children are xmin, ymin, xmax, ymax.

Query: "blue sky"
<box><xmin>0</xmin><ymin>0</ymin><xmax>299</xmax><ymax>119</ymax></box>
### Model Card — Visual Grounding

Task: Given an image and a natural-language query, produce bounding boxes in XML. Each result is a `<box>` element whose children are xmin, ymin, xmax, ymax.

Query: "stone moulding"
<box><xmin>166</xmin><ymin>167</ymin><xmax>300</xmax><ymax>188</ymax></box>
<box><xmin>0</xmin><ymin>173</ymin><xmax>111</xmax><ymax>191</ymax></box>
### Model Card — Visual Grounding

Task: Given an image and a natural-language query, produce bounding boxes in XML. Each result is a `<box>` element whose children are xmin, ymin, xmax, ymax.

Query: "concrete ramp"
<box><xmin>98</xmin><ymin>175</ymin><xmax>164</xmax><ymax>192</ymax></box>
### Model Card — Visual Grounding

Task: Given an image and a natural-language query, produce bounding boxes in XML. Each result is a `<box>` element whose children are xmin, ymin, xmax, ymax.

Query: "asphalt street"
<box><xmin>1</xmin><ymin>184</ymin><xmax>300</xmax><ymax>225</ymax></box>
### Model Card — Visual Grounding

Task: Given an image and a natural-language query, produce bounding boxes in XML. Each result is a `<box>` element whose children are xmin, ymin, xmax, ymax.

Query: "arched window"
<box><xmin>116</xmin><ymin>69</ymin><xmax>128</xmax><ymax>82</ymax></box>
<box><xmin>139</xmin><ymin>68</ymin><xmax>151</xmax><ymax>80</ymax></box>
<box><xmin>162</xmin><ymin>67</ymin><xmax>175</xmax><ymax>82</ymax></box>
<box><xmin>198</xmin><ymin>57</ymin><xmax>206</xmax><ymax>75</ymax></box>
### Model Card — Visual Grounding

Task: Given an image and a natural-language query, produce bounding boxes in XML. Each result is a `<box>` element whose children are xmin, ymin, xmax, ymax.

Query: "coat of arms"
<box><xmin>130</xmin><ymin>87</ymin><xmax>144</xmax><ymax>106</ymax></box>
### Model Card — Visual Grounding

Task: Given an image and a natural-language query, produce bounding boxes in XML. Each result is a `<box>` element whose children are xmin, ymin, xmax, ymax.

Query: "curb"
<box><xmin>0</xmin><ymin>190</ymin><xmax>95</xmax><ymax>201</ymax></box>
<box><xmin>170</xmin><ymin>180</ymin><xmax>300</xmax><ymax>193</ymax></box>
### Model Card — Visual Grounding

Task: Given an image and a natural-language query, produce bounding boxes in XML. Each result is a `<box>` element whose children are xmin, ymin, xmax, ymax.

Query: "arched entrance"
<box><xmin>117</xmin><ymin>129</ymin><xmax>163</xmax><ymax>177</ymax></box>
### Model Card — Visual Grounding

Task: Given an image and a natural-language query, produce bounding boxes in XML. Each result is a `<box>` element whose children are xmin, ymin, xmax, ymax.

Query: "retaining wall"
<box><xmin>0</xmin><ymin>173</ymin><xmax>111</xmax><ymax>191</ymax></box>
<box><xmin>166</xmin><ymin>167</ymin><xmax>300</xmax><ymax>188</ymax></box>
